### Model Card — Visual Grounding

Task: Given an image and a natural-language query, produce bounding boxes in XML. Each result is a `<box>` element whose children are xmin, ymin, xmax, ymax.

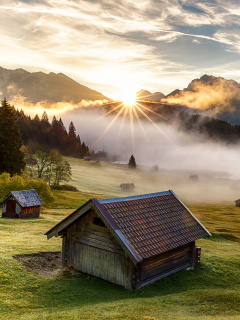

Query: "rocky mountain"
<box><xmin>136</xmin><ymin>89</ymin><xmax>165</xmax><ymax>101</ymax></box>
<box><xmin>163</xmin><ymin>74</ymin><xmax>240</xmax><ymax>125</ymax></box>
<box><xmin>0</xmin><ymin>66</ymin><xmax>111</xmax><ymax>104</ymax></box>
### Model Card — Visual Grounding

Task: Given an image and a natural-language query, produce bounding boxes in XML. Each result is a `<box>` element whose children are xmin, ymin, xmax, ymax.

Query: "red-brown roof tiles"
<box><xmin>99</xmin><ymin>191</ymin><xmax>210</xmax><ymax>260</ymax></box>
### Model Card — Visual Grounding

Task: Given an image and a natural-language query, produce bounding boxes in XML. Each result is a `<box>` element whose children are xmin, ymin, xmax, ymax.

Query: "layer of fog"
<box><xmin>61</xmin><ymin>108</ymin><xmax>240</xmax><ymax>204</ymax></box>
<box><xmin>62</xmin><ymin>109</ymin><xmax>240</xmax><ymax>177</ymax></box>
<box><xmin>10</xmin><ymin>95</ymin><xmax>108</xmax><ymax>117</ymax></box>
<box><xmin>162</xmin><ymin>76</ymin><xmax>240</xmax><ymax>115</ymax></box>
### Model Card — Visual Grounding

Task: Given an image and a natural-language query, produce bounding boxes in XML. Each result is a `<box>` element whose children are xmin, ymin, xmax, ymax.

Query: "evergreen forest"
<box><xmin>16</xmin><ymin>109</ymin><xmax>89</xmax><ymax>158</ymax></box>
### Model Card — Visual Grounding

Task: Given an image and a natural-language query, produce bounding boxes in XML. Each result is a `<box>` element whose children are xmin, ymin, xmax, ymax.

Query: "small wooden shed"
<box><xmin>2</xmin><ymin>189</ymin><xmax>43</xmax><ymax>219</ymax></box>
<box><xmin>45</xmin><ymin>190</ymin><xmax>211</xmax><ymax>290</ymax></box>
<box><xmin>234</xmin><ymin>199</ymin><xmax>240</xmax><ymax>207</ymax></box>
<box><xmin>120</xmin><ymin>183</ymin><xmax>135</xmax><ymax>192</ymax></box>
<box><xmin>189</xmin><ymin>175</ymin><xmax>198</xmax><ymax>181</ymax></box>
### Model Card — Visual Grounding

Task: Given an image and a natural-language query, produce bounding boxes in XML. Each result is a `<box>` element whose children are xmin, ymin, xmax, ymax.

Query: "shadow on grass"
<box><xmin>209</xmin><ymin>232</ymin><xmax>240</xmax><ymax>243</ymax></box>
<box><xmin>28</xmin><ymin>252</ymin><xmax>239</xmax><ymax>315</ymax></box>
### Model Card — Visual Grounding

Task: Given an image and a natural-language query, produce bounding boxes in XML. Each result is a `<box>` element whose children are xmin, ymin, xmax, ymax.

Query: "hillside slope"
<box><xmin>0</xmin><ymin>66</ymin><xmax>111</xmax><ymax>104</ymax></box>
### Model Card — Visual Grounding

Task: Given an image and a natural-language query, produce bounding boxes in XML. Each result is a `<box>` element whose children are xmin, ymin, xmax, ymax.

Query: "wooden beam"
<box><xmin>45</xmin><ymin>201</ymin><xmax>92</xmax><ymax>239</ymax></box>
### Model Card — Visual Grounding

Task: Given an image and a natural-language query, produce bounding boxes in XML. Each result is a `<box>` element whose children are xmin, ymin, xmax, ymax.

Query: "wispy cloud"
<box><xmin>0</xmin><ymin>0</ymin><xmax>240</xmax><ymax>96</ymax></box>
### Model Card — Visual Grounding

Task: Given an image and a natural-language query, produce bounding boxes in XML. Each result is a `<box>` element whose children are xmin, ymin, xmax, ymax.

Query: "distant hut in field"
<box><xmin>234</xmin><ymin>199</ymin><xmax>240</xmax><ymax>207</ymax></box>
<box><xmin>1</xmin><ymin>189</ymin><xmax>43</xmax><ymax>219</ymax></box>
<box><xmin>45</xmin><ymin>190</ymin><xmax>211</xmax><ymax>290</ymax></box>
<box><xmin>120</xmin><ymin>183</ymin><xmax>135</xmax><ymax>192</ymax></box>
<box><xmin>189</xmin><ymin>175</ymin><xmax>198</xmax><ymax>181</ymax></box>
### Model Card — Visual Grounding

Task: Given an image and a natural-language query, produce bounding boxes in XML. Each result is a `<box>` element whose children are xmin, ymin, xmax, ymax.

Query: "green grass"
<box><xmin>1</xmin><ymin>159</ymin><xmax>240</xmax><ymax>319</ymax></box>
<box><xmin>1</xmin><ymin>199</ymin><xmax>240</xmax><ymax>319</ymax></box>
<box><xmin>65</xmin><ymin>157</ymin><xmax>240</xmax><ymax>204</ymax></box>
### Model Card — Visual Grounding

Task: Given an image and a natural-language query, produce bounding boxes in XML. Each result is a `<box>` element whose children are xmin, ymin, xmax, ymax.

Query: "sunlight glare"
<box><xmin>116</xmin><ymin>88</ymin><xmax>137</xmax><ymax>107</ymax></box>
<box><xmin>122</xmin><ymin>94</ymin><xmax>136</xmax><ymax>106</ymax></box>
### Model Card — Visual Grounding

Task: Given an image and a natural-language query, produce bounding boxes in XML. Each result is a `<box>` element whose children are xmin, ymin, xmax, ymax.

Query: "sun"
<box><xmin>90</xmin><ymin>88</ymin><xmax>173</xmax><ymax>152</ymax></box>
<box><xmin>121</xmin><ymin>92</ymin><xmax>137</xmax><ymax>106</ymax></box>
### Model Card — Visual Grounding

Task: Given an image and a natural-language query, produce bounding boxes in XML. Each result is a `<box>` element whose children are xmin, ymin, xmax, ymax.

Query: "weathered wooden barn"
<box><xmin>45</xmin><ymin>190</ymin><xmax>211</xmax><ymax>289</ymax></box>
<box><xmin>120</xmin><ymin>183</ymin><xmax>135</xmax><ymax>192</ymax></box>
<box><xmin>2</xmin><ymin>189</ymin><xmax>43</xmax><ymax>218</ymax></box>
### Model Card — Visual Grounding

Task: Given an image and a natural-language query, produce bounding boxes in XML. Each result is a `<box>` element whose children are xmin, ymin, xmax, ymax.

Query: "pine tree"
<box><xmin>68</xmin><ymin>121</ymin><xmax>77</xmax><ymax>140</ymax></box>
<box><xmin>67</xmin><ymin>121</ymin><xmax>78</xmax><ymax>156</ymax></box>
<box><xmin>128</xmin><ymin>154</ymin><xmax>137</xmax><ymax>169</ymax></box>
<box><xmin>0</xmin><ymin>98</ymin><xmax>25</xmax><ymax>175</ymax></box>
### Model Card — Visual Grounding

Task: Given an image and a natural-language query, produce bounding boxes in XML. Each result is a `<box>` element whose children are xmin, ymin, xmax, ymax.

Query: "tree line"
<box><xmin>16</xmin><ymin>109</ymin><xmax>89</xmax><ymax>158</ymax></box>
<box><xmin>147</xmin><ymin>102</ymin><xmax>240</xmax><ymax>144</ymax></box>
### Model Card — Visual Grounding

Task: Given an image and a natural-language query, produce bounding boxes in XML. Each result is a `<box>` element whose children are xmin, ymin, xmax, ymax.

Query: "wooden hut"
<box><xmin>45</xmin><ymin>190</ymin><xmax>211</xmax><ymax>290</ymax></box>
<box><xmin>189</xmin><ymin>175</ymin><xmax>198</xmax><ymax>181</ymax></box>
<box><xmin>120</xmin><ymin>183</ymin><xmax>135</xmax><ymax>192</ymax></box>
<box><xmin>234</xmin><ymin>199</ymin><xmax>240</xmax><ymax>207</ymax></box>
<box><xmin>2</xmin><ymin>189</ymin><xmax>43</xmax><ymax>219</ymax></box>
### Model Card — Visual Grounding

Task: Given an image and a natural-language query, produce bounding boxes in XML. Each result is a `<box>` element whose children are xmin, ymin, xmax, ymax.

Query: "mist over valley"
<box><xmin>2</xmin><ymin>66</ymin><xmax>240</xmax><ymax>203</ymax></box>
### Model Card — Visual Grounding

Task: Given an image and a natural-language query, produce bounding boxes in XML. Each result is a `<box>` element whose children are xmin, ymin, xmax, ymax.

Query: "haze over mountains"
<box><xmin>0</xmin><ymin>67</ymin><xmax>111</xmax><ymax>104</ymax></box>
<box><xmin>136</xmin><ymin>89</ymin><xmax>165</xmax><ymax>102</ymax></box>
<box><xmin>164</xmin><ymin>75</ymin><xmax>240</xmax><ymax>125</ymax></box>
<box><xmin>1</xmin><ymin>66</ymin><xmax>240</xmax><ymax>124</ymax></box>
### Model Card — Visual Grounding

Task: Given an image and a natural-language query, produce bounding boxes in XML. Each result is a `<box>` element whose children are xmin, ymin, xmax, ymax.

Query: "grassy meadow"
<box><xmin>67</xmin><ymin>157</ymin><xmax>240</xmax><ymax>203</ymax></box>
<box><xmin>0</xmin><ymin>159</ymin><xmax>240</xmax><ymax>319</ymax></box>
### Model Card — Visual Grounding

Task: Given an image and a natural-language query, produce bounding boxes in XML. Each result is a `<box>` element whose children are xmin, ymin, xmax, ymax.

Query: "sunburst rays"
<box><xmin>90</xmin><ymin>99</ymin><xmax>174</xmax><ymax>152</ymax></box>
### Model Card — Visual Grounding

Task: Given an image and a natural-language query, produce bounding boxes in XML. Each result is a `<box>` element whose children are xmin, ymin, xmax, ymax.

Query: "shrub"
<box><xmin>0</xmin><ymin>172</ymin><xmax>55</xmax><ymax>206</ymax></box>
<box><xmin>51</xmin><ymin>184</ymin><xmax>79</xmax><ymax>192</ymax></box>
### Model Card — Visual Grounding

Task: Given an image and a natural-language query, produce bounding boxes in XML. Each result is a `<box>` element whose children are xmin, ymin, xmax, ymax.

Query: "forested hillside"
<box><xmin>16</xmin><ymin>109</ymin><xmax>89</xmax><ymax>158</ymax></box>
<box><xmin>128</xmin><ymin>102</ymin><xmax>240</xmax><ymax>144</ymax></box>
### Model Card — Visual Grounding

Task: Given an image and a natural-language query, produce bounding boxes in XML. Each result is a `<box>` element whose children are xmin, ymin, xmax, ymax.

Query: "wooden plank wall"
<box><xmin>62</xmin><ymin>210</ymin><xmax>133</xmax><ymax>289</ymax></box>
<box><xmin>22</xmin><ymin>206</ymin><xmax>40</xmax><ymax>218</ymax></box>
<box><xmin>140</xmin><ymin>242</ymin><xmax>194</xmax><ymax>287</ymax></box>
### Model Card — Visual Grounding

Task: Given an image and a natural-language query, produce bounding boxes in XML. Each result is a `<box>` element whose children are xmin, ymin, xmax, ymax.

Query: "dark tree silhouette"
<box><xmin>15</xmin><ymin>109</ymin><xmax>91</xmax><ymax>159</ymax></box>
<box><xmin>128</xmin><ymin>154</ymin><xmax>137</xmax><ymax>169</ymax></box>
<box><xmin>0</xmin><ymin>98</ymin><xmax>25</xmax><ymax>175</ymax></box>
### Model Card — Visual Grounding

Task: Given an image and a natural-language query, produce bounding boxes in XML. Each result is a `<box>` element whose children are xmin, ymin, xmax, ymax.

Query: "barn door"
<box><xmin>6</xmin><ymin>200</ymin><xmax>17</xmax><ymax>218</ymax></box>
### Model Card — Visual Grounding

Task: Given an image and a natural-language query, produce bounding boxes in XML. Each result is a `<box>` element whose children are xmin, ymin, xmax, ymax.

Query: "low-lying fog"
<box><xmin>62</xmin><ymin>109</ymin><xmax>240</xmax><ymax>175</ymax></box>
<box><xmin>61</xmin><ymin>108</ymin><xmax>240</xmax><ymax>204</ymax></box>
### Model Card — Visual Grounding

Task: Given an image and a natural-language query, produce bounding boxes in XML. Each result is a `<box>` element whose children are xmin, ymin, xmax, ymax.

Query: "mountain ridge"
<box><xmin>0</xmin><ymin>66</ymin><xmax>111</xmax><ymax>104</ymax></box>
<box><xmin>1</xmin><ymin>66</ymin><xmax>240</xmax><ymax>125</ymax></box>
<box><xmin>136</xmin><ymin>89</ymin><xmax>165</xmax><ymax>101</ymax></box>
<box><xmin>163</xmin><ymin>74</ymin><xmax>240</xmax><ymax>124</ymax></box>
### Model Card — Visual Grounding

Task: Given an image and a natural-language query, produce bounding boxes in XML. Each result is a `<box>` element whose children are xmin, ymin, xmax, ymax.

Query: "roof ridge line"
<box><xmin>99</xmin><ymin>190</ymin><xmax>172</xmax><ymax>204</ymax></box>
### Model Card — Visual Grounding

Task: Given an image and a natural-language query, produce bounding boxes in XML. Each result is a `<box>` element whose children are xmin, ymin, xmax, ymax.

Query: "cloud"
<box><xmin>0</xmin><ymin>0</ymin><xmax>240</xmax><ymax>96</ymax></box>
<box><xmin>192</xmin><ymin>39</ymin><xmax>200</xmax><ymax>44</ymax></box>
<box><xmin>163</xmin><ymin>76</ymin><xmax>240</xmax><ymax>114</ymax></box>
<box><xmin>9</xmin><ymin>94</ymin><xmax>108</xmax><ymax>117</ymax></box>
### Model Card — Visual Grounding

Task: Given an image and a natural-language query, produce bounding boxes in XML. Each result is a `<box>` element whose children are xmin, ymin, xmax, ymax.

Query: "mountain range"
<box><xmin>0</xmin><ymin>66</ymin><xmax>110</xmax><ymax>104</ymax></box>
<box><xmin>136</xmin><ymin>89</ymin><xmax>165</xmax><ymax>101</ymax></box>
<box><xmin>1</xmin><ymin>66</ymin><xmax>240</xmax><ymax>125</ymax></box>
<box><xmin>164</xmin><ymin>74</ymin><xmax>240</xmax><ymax>124</ymax></box>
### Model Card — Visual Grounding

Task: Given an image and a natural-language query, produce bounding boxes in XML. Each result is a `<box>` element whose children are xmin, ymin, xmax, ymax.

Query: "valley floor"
<box><xmin>1</xmin><ymin>159</ymin><xmax>240</xmax><ymax>319</ymax></box>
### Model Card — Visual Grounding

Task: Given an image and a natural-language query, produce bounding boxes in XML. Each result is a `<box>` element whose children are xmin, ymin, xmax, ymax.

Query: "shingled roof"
<box><xmin>46</xmin><ymin>190</ymin><xmax>210</xmax><ymax>263</ymax></box>
<box><xmin>3</xmin><ymin>189</ymin><xmax>43</xmax><ymax>207</ymax></box>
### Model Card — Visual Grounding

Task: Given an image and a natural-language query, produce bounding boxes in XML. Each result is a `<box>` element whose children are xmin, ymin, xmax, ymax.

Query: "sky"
<box><xmin>1</xmin><ymin>0</ymin><xmax>240</xmax><ymax>100</ymax></box>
